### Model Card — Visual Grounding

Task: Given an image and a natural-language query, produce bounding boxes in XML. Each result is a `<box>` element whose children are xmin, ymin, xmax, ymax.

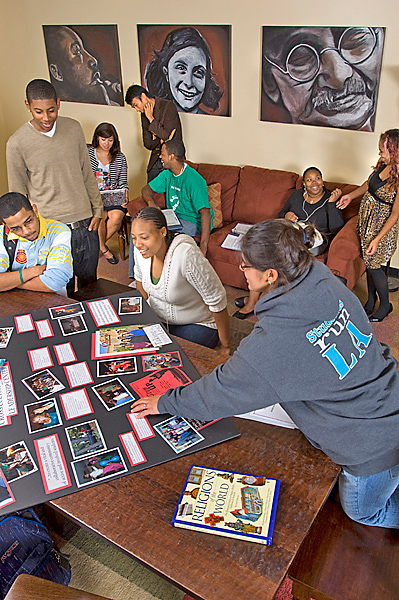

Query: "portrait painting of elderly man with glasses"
<box><xmin>261</xmin><ymin>26</ymin><xmax>385</xmax><ymax>131</ymax></box>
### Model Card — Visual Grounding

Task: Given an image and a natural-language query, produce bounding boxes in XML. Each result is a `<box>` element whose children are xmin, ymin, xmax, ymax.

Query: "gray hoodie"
<box><xmin>159</xmin><ymin>260</ymin><xmax>399</xmax><ymax>476</ymax></box>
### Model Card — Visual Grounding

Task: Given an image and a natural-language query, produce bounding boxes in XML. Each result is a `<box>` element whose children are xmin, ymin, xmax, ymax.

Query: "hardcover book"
<box><xmin>172</xmin><ymin>465</ymin><xmax>280</xmax><ymax>545</ymax></box>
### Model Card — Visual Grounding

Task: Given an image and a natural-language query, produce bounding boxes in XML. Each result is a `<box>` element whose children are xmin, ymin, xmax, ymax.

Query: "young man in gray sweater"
<box><xmin>6</xmin><ymin>79</ymin><xmax>103</xmax><ymax>295</ymax></box>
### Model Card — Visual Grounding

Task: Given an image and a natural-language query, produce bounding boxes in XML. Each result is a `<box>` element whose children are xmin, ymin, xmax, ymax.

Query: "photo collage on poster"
<box><xmin>0</xmin><ymin>293</ymin><xmax>229</xmax><ymax>514</ymax></box>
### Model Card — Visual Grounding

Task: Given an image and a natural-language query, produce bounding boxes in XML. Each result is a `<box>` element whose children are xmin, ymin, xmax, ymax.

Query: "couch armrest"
<box><xmin>328</xmin><ymin>215</ymin><xmax>360</xmax><ymax>261</ymax></box>
<box><xmin>326</xmin><ymin>215</ymin><xmax>365</xmax><ymax>289</ymax></box>
<box><xmin>126</xmin><ymin>196</ymin><xmax>146</xmax><ymax>217</ymax></box>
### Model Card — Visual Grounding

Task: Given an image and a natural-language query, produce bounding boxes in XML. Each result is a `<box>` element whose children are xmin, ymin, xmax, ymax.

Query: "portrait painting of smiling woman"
<box><xmin>137</xmin><ymin>25</ymin><xmax>231</xmax><ymax>116</ymax></box>
<box><xmin>43</xmin><ymin>24</ymin><xmax>124</xmax><ymax>106</ymax></box>
<box><xmin>261</xmin><ymin>26</ymin><xmax>385</xmax><ymax>131</ymax></box>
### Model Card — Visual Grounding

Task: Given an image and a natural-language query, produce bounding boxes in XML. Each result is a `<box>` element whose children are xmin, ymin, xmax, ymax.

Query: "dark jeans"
<box><xmin>163</xmin><ymin>323</ymin><xmax>219</xmax><ymax>348</ymax></box>
<box><xmin>147</xmin><ymin>158</ymin><xmax>164</xmax><ymax>183</ymax></box>
<box><xmin>66</xmin><ymin>218</ymin><xmax>99</xmax><ymax>295</ymax></box>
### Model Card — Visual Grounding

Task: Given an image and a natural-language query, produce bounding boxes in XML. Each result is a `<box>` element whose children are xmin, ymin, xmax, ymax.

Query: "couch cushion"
<box><xmin>232</xmin><ymin>166</ymin><xmax>298</xmax><ymax>223</ymax></box>
<box><xmin>208</xmin><ymin>223</ymin><xmax>243</xmax><ymax>266</ymax></box>
<box><xmin>197</xmin><ymin>163</ymin><xmax>241</xmax><ymax>224</ymax></box>
<box><xmin>208</xmin><ymin>183</ymin><xmax>223</xmax><ymax>228</ymax></box>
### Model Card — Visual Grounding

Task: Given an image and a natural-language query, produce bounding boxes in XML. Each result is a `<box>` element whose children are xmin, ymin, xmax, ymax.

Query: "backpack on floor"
<box><xmin>0</xmin><ymin>508</ymin><xmax>71</xmax><ymax>599</ymax></box>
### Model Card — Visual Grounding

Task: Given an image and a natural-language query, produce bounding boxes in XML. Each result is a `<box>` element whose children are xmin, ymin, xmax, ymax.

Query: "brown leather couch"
<box><xmin>127</xmin><ymin>162</ymin><xmax>364</xmax><ymax>290</ymax></box>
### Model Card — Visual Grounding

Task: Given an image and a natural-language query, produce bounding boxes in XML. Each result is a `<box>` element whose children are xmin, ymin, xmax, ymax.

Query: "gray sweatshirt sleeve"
<box><xmin>158</xmin><ymin>349</ymin><xmax>281</xmax><ymax>421</ymax></box>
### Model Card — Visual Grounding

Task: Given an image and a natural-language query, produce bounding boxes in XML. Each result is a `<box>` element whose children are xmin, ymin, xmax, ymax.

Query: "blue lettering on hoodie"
<box><xmin>306</xmin><ymin>301</ymin><xmax>373</xmax><ymax>379</ymax></box>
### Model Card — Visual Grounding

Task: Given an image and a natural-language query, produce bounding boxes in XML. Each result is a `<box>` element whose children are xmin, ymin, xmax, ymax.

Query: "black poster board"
<box><xmin>0</xmin><ymin>291</ymin><xmax>239</xmax><ymax>515</ymax></box>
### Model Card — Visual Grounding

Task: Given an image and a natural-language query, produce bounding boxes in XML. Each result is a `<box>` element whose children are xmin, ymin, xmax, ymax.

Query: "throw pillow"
<box><xmin>207</xmin><ymin>182</ymin><xmax>223</xmax><ymax>229</ymax></box>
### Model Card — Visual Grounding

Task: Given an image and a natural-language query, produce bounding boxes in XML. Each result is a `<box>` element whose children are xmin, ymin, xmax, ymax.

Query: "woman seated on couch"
<box><xmin>132</xmin><ymin>207</ymin><xmax>230</xmax><ymax>353</ymax></box>
<box><xmin>233</xmin><ymin>166</ymin><xmax>344</xmax><ymax>319</ymax></box>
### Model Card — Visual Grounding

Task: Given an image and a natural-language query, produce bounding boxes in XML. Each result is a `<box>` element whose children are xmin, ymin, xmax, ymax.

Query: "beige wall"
<box><xmin>1</xmin><ymin>0</ymin><xmax>399</xmax><ymax>265</ymax></box>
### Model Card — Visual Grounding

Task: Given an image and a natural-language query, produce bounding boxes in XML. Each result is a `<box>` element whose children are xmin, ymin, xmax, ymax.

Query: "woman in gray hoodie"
<box><xmin>131</xmin><ymin>219</ymin><xmax>399</xmax><ymax>528</ymax></box>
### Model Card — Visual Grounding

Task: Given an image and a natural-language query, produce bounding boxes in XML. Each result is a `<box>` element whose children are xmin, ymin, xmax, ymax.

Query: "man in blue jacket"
<box><xmin>0</xmin><ymin>192</ymin><xmax>73</xmax><ymax>293</ymax></box>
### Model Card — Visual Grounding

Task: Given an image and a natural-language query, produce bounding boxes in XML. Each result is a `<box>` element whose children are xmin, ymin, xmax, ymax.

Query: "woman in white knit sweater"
<box><xmin>132</xmin><ymin>207</ymin><xmax>230</xmax><ymax>353</ymax></box>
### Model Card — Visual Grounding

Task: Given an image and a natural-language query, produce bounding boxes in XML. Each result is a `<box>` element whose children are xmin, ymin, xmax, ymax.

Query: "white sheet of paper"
<box><xmin>64</xmin><ymin>362</ymin><xmax>92</xmax><ymax>388</ymax></box>
<box><xmin>60</xmin><ymin>389</ymin><xmax>93</xmax><ymax>420</ymax></box>
<box><xmin>0</xmin><ymin>364</ymin><xmax>16</xmax><ymax>416</ymax></box>
<box><xmin>237</xmin><ymin>403</ymin><xmax>297</xmax><ymax>429</ymax></box>
<box><xmin>143</xmin><ymin>324</ymin><xmax>172</xmax><ymax>348</ymax></box>
<box><xmin>129</xmin><ymin>414</ymin><xmax>154</xmax><ymax>440</ymax></box>
<box><xmin>54</xmin><ymin>343</ymin><xmax>76</xmax><ymax>365</ymax></box>
<box><xmin>35</xmin><ymin>434</ymin><xmax>70</xmax><ymax>493</ymax></box>
<box><xmin>87</xmin><ymin>299</ymin><xmax>119</xmax><ymax>326</ymax></box>
<box><xmin>35</xmin><ymin>320</ymin><xmax>53</xmax><ymax>338</ymax></box>
<box><xmin>0</xmin><ymin>390</ymin><xmax>9</xmax><ymax>426</ymax></box>
<box><xmin>28</xmin><ymin>347</ymin><xmax>52</xmax><ymax>371</ymax></box>
<box><xmin>120</xmin><ymin>432</ymin><xmax>146</xmax><ymax>466</ymax></box>
<box><xmin>15</xmin><ymin>314</ymin><xmax>34</xmax><ymax>332</ymax></box>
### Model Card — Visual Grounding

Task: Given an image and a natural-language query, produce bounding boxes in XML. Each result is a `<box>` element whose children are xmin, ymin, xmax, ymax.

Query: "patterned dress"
<box><xmin>357</xmin><ymin>166</ymin><xmax>398</xmax><ymax>269</ymax></box>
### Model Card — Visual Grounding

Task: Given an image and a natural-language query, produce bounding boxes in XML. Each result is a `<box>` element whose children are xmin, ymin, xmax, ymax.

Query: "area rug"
<box><xmin>45</xmin><ymin>514</ymin><xmax>185</xmax><ymax>600</ymax></box>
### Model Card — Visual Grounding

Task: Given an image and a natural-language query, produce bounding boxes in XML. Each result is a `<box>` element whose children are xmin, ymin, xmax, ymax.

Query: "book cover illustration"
<box><xmin>172</xmin><ymin>466</ymin><xmax>280</xmax><ymax>545</ymax></box>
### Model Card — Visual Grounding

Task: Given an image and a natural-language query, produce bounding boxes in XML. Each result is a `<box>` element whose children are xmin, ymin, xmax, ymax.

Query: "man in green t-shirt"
<box><xmin>141</xmin><ymin>140</ymin><xmax>213</xmax><ymax>255</ymax></box>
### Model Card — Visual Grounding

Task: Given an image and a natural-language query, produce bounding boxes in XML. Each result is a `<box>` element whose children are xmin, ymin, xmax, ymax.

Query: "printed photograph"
<box><xmin>138</xmin><ymin>25</ymin><xmax>231</xmax><ymax>116</ymax></box>
<box><xmin>22</xmin><ymin>369</ymin><xmax>65</xmax><ymax>400</ymax></box>
<box><xmin>118</xmin><ymin>297</ymin><xmax>143</xmax><ymax>315</ymax></box>
<box><xmin>49</xmin><ymin>303</ymin><xmax>85</xmax><ymax>319</ymax></box>
<box><xmin>72</xmin><ymin>447</ymin><xmax>127</xmax><ymax>487</ymax></box>
<box><xmin>58</xmin><ymin>314</ymin><xmax>88</xmax><ymax>336</ymax></box>
<box><xmin>25</xmin><ymin>398</ymin><xmax>62</xmax><ymax>433</ymax></box>
<box><xmin>65</xmin><ymin>419</ymin><xmax>106</xmax><ymax>459</ymax></box>
<box><xmin>0</xmin><ymin>441</ymin><xmax>38</xmax><ymax>483</ymax></box>
<box><xmin>43</xmin><ymin>24</ymin><xmax>124</xmax><ymax>106</ymax></box>
<box><xmin>92</xmin><ymin>378</ymin><xmax>137</xmax><ymax>410</ymax></box>
<box><xmin>97</xmin><ymin>357</ymin><xmax>137</xmax><ymax>377</ymax></box>
<box><xmin>0</xmin><ymin>470</ymin><xmax>15</xmax><ymax>509</ymax></box>
<box><xmin>92</xmin><ymin>324</ymin><xmax>157</xmax><ymax>358</ymax></box>
<box><xmin>154</xmin><ymin>416</ymin><xmax>204</xmax><ymax>454</ymax></box>
<box><xmin>261</xmin><ymin>26</ymin><xmax>385</xmax><ymax>131</ymax></box>
<box><xmin>142</xmin><ymin>351</ymin><xmax>182</xmax><ymax>371</ymax></box>
<box><xmin>0</xmin><ymin>327</ymin><xmax>13</xmax><ymax>348</ymax></box>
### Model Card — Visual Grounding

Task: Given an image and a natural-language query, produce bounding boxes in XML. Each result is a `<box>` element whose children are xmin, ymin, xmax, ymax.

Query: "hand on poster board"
<box><xmin>130</xmin><ymin>395</ymin><xmax>161</xmax><ymax>418</ymax></box>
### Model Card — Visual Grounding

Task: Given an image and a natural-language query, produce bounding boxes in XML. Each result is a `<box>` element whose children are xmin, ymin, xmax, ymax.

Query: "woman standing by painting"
<box><xmin>338</xmin><ymin>129</ymin><xmax>399</xmax><ymax>322</ymax></box>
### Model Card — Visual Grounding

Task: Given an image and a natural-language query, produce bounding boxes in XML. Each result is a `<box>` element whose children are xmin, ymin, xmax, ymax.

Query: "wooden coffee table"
<box><xmin>2</xmin><ymin>290</ymin><xmax>340</xmax><ymax>600</ymax></box>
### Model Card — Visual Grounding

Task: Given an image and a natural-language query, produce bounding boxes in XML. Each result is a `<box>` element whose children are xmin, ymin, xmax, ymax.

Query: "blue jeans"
<box><xmin>163</xmin><ymin>323</ymin><xmax>219</xmax><ymax>348</ymax></box>
<box><xmin>179</xmin><ymin>218</ymin><xmax>200</xmax><ymax>237</ymax></box>
<box><xmin>339</xmin><ymin>464</ymin><xmax>399</xmax><ymax>528</ymax></box>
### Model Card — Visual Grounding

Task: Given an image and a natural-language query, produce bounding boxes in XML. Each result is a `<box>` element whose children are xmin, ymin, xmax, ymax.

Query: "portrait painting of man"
<box><xmin>137</xmin><ymin>25</ymin><xmax>231</xmax><ymax>116</ymax></box>
<box><xmin>43</xmin><ymin>24</ymin><xmax>124</xmax><ymax>106</ymax></box>
<box><xmin>261</xmin><ymin>26</ymin><xmax>385</xmax><ymax>131</ymax></box>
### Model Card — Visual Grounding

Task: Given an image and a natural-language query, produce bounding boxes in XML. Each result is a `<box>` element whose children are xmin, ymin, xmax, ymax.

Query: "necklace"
<box><xmin>302</xmin><ymin>194</ymin><xmax>329</xmax><ymax>222</ymax></box>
